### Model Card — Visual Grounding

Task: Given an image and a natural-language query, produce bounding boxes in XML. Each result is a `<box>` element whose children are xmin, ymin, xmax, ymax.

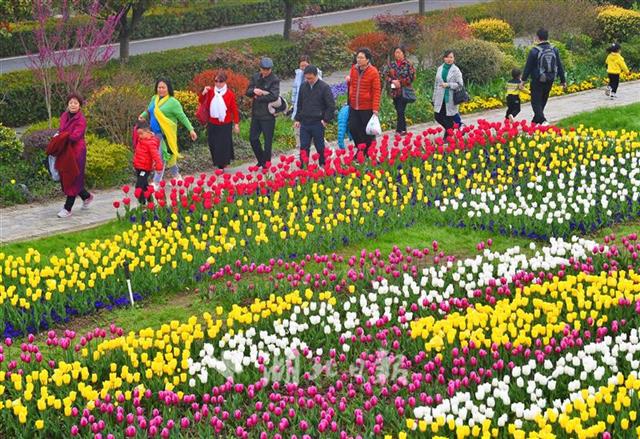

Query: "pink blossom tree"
<box><xmin>26</xmin><ymin>0</ymin><xmax>122</xmax><ymax>126</ymax></box>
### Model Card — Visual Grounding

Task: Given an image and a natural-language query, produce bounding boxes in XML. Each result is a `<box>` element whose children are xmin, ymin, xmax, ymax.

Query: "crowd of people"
<box><xmin>46</xmin><ymin>27</ymin><xmax>631</xmax><ymax>217</ymax></box>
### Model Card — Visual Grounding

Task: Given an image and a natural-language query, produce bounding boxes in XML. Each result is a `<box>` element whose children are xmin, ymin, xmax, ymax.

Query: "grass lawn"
<box><xmin>556</xmin><ymin>102</ymin><xmax>640</xmax><ymax>132</ymax></box>
<box><xmin>0</xmin><ymin>220</ymin><xmax>131</xmax><ymax>259</ymax></box>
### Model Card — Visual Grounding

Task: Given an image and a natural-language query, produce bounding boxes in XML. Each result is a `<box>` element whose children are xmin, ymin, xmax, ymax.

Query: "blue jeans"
<box><xmin>299</xmin><ymin>121</ymin><xmax>326</xmax><ymax>166</ymax></box>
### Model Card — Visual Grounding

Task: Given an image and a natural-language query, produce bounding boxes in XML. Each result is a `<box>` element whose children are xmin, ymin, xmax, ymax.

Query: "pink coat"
<box><xmin>58</xmin><ymin>111</ymin><xmax>87</xmax><ymax>196</ymax></box>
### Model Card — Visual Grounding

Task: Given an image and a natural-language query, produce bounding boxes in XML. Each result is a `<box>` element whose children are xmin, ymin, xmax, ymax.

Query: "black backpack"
<box><xmin>536</xmin><ymin>45</ymin><xmax>558</xmax><ymax>83</ymax></box>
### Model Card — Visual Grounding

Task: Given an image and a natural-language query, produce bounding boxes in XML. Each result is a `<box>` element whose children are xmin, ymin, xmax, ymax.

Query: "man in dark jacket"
<box><xmin>522</xmin><ymin>28</ymin><xmax>567</xmax><ymax>125</ymax></box>
<box><xmin>246</xmin><ymin>57</ymin><xmax>280</xmax><ymax>167</ymax></box>
<box><xmin>294</xmin><ymin>65</ymin><xmax>336</xmax><ymax>167</ymax></box>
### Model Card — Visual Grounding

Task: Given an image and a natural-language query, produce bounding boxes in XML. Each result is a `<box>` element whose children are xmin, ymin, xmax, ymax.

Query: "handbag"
<box><xmin>453</xmin><ymin>86</ymin><xmax>470</xmax><ymax>105</ymax></box>
<box><xmin>401</xmin><ymin>86</ymin><xmax>417</xmax><ymax>103</ymax></box>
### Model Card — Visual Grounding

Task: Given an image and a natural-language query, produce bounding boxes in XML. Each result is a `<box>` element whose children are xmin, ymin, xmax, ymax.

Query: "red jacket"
<box><xmin>197</xmin><ymin>88</ymin><xmax>240</xmax><ymax>125</ymax></box>
<box><xmin>133</xmin><ymin>134</ymin><xmax>163</xmax><ymax>172</ymax></box>
<box><xmin>46</xmin><ymin>131</ymin><xmax>78</xmax><ymax>192</ymax></box>
<box><xmin>348</xmin><ymin>64</ymin><xmax>381</xmax><ymax>111</ymax></box>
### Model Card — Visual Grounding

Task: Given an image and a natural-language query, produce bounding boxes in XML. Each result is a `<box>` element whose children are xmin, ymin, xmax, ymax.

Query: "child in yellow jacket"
<box><xmin>605</xmin><ymin>43</ymin><xmax>629</xmax><ymax>99</ymax></box>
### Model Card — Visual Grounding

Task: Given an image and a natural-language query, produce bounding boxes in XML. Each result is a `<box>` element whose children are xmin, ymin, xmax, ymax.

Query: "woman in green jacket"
<box><xmin>139</xmin><ymin>78</ymin><xmax>197</xmax><ymax>183</ymax></box>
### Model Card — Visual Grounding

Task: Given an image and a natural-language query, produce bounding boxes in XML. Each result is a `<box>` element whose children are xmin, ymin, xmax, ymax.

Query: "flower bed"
<box><xmin>2</xmin><ymin>121</ymin><xmax>639</xmax><ymax>336</ymax></box>
<box><xmin>1</xmin><ymin>233</ymin><xmax>639</xmax><ymax>437</ymax></box>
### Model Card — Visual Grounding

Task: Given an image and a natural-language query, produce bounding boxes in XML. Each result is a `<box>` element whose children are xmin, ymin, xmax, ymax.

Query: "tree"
<box><xmin>98</xmin><ymin>0</ymin><xmax>151</xmax><ymax>62</ymax></box>
<box><xmin>419</xmin><ymin>0</ymin><xmax>426</xmax><ymax>15</ymax></box>
<box><xmin>26</xmin><ymin>0</ymin><xmax>121</xmax><ymax>127</ymax></box>
<box><xmin>283</xmin><ymin>0</ymin><xmax>295</xmax><ymax>40</ymax></box>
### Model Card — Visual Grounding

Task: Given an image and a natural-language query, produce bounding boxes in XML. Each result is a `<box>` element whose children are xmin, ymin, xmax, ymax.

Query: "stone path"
<box><xmin>1</xmin><ymin>80</ymin><xmax>638</xmax><ymax>244</ymax></box>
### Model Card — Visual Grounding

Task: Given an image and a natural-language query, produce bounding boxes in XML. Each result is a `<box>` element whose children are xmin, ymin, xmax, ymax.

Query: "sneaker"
<box><xmin>81</xmin><ymin>194</ymin><xmax>94</xmax><ymax>210</ymax></box>
<box><xmin>173</xmin><ymin>173</ymin><xmax>183</xmax><ymax>182</ymax></box>
<box><xmin>57</xmin><ymin>208</ymin><xmax>72</xmax><ymax>218</ymax></box>
<box><xmin>508</xmin><ymin>115</ymin><xmax>515</xmax><ymax>123</ymax></box>
<box><xmin>540</xmin><ymin>121</ymin><xmax>550</xmax><ymax>127</ymax></box>
<box><xmin>605</xmin><ymin>87</ymin><xmax>611</xmax><ymax>97</ymax></box>
<box><xmin>610</xmin><ymin>92</ymin><xmax>617</xmax><ymax>99</ymax></box>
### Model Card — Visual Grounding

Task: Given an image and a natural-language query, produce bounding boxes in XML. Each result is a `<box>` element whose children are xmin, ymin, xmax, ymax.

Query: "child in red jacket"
<box><xmin>133</xmin><ymin>121</ymin><xmax>163</xmax><ymax>204</ymax></box>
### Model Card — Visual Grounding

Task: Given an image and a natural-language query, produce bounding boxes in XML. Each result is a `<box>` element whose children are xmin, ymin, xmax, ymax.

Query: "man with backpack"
<box><xmin>522</xmin><ymin>28</ymin><xmax>566</xmax><ymax>125</ymax></box>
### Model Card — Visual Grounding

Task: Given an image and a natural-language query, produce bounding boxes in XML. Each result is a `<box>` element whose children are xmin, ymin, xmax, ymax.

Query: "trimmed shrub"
<box><xmin>0</xmin><ymin>124</ymin><xmax>54</xmax><ymax>206</ymax></box>
<box><xmin>21</xmin><ymin>128</ymin><xmax>57</xmax><ymax>161</ymax></box>
<box><xmin>84</xmin><ymin>75</ymin><xmax>150</xmax><ymax>146</ymax></box>
<box><xmin>85</xmin><ymin>134</ymin><xmax>132</xmax><ymax>189</ymax></box>
<box><xmin>208</xmin><ymin>45</ymin><xmax>259</xmax><ymax>78</ymax></box>
<box><xmin>348</xmin><ymin>32</ymin><xmax>399</xmax><ymax>68</ymax></box>
<box><xmin>597</xmin><ymin>6</ymin><xmax>640</xmax><ymax>43</ymax></box>
<box><xmin>373</xmin><ymin>13</ymin><xmax>425</xmax><ymax>47</ymax></box>
<box><xmin>291</xmin><ymin>26</ymin><xmax>352</xmax><ymax>73</ymax></box>
<box><xmin>449</xmin><ymin>39</ymin><xmax>504</xmax><ymax>85</ymax></box>
<box><xmin>489</xmin><ymin>0</ymin><xmax>599</xmax><ymax>38</ymax></box>
<box><xmin>416</xmin><ymin>12</ymin><xmax>473</xmax><ymax>67</ymax></box>
<box><xmin>470</xmin><ymin>18</ymin><xmax>515</xmax><ymax>44</ymax></box>
<box><xmin>23</xmin><ymin>117</ymin><xmax>61</xmax><ymax>135</ymax></box>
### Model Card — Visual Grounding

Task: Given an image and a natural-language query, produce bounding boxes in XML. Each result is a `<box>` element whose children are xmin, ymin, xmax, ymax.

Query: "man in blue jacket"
<box><xmin>522</xmin><ymin>28</ymin><xmax>567</xmax><ymax>125</ymax></box>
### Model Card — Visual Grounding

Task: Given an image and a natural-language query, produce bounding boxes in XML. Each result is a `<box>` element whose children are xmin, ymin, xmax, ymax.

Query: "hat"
<box><xmin>259</xmin><ymin>57</ymin><xmax>274</xmax><ymax>69</ymax></box>
<box><xmin>268</xmin><ymin>96</ymin><xmax>288</xmax><ymax>115</ymax></box>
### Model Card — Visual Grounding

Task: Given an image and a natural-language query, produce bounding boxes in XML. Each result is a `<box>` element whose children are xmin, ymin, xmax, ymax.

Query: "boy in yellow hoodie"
<box><xmin>605</xmin><ymin>43</ymin><xmax>629</xmax><ymax>99</ymax></box>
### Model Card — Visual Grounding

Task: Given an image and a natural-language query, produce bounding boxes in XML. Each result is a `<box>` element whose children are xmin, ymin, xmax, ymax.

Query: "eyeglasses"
<box><xmin>215</xmin><ymin>80</ymin><xmax>224</xmax><ymax>83</ymax></box>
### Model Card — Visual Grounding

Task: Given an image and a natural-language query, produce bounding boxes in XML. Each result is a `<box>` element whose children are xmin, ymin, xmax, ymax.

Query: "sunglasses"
<box><xmin>214</xmin><ymin>79</ymin><xmax>224</xmax><ymax>83</ymax></box>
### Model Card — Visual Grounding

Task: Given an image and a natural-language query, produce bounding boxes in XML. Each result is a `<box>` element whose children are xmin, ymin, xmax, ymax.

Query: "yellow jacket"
<box><xmin>606</xmin><ymin>52</ymin><xmax>629</xmax><ymax>75</ymax></box>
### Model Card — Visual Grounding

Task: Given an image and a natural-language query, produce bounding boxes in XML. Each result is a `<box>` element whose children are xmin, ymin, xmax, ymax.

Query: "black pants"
<box><xmin>64</xmin><ymin>189</ymin><xmax>90</xmax><ymax>211</ymax></box>
<box><xmin>249</xmin><ymin>117</ymin><xmax>275</xmax><ymax>167</ymax></box>
<box><xmin>608</xmin><ymin>73</ymin><xmax>620</xmax><ymax>93</ymax></box>
<box><xmin>530</xmin><ymin>80</ymin><xmax>553</xmax><ymax>124</ymax></box>
<box><xmin>348</xmin><ymin>109</ymin><xmax>374</xmax><ymax>152</ymax></box>
<box><xmin>393</xmin><ymin>96</ymin><xmax>408</xmax><ymax>133</ymax></box>
<box><xmin>299</xmin><ymin>121</ymin><xmax>326</xmax><ymax>167</ymax></box>
<box><xmin>505</xmin><ymin>94</ymin><xmax>521</xmax><ymax>119</ymax></box>
<box><xmin>135</xmin><ymin>169</ymin><xmax>150</xmax><ymax>204</ymax></box>
<box><xmin>207</xmin><ymin>122</ymin><xmax>234</xmax><ymax>169</ymax></box>
<box><xmin>434</xmin><ymin>102</ymin><xmax>455</xmax><ymax>139</ymax></box>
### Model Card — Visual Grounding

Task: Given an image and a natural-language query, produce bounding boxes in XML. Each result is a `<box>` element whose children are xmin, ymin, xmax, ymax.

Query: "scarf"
<box><xmin>210</xmin><ymin>85</ymin><xmax>228</xmax><ymax>123</ymax></box>
<box><xmin>152</xmin><ymin>95</ymin><xmax>179</xmax><ymax>158</ymax></box>
<box><xmin>441</xmin><ymin>63</ymin><xmax>452</xmax><ymax>103</ymax></box>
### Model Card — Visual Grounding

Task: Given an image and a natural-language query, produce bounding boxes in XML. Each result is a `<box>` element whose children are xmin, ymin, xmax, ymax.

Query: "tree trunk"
<box><xmin>119</xmin><ymin>29</ymin><xmax>130</xmax><ymax>63</ymax></box>
<box><xmin>419</xmin><ymin>0</ymin><xmax>426</xmax><ymax>15</ymax></box>
<box><xmin>283</xmin><ymin>1</ymin><xmax>294</xmax><ymax>40</ymax></box>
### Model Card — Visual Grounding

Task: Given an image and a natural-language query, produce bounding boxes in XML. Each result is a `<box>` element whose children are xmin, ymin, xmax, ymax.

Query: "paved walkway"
<box><xmin>1</xmin><ymin>80</ymin><xmax>638</xmax><ymax>244</ymax></box>
<box><xmin>0</xmin><ymin>0</ymin><xmax>488</xmax><ymax>73</ymax></box>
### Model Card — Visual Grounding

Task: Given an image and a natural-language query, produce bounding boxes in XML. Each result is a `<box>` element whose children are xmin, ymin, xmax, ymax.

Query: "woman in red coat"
<box><xmin>56</xmin><ymin>94</ymin><xmax>93</xmax><ymax>218</ymax></box>
<box><xmin>198</xmin><ymin>71</ymin><xmax>240</xmax><ymax>170</ymax></box>
<box><xmin>346</xmin><ymin>48</ymin><xmax>381</xmax><ymax>153</ymax></box>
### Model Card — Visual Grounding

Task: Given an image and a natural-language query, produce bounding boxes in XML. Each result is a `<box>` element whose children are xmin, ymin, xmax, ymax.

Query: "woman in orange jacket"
<box><xmin>346</xmin><ymin>48</ymin><xmax>381</xmax><ymax>154</ymax></box>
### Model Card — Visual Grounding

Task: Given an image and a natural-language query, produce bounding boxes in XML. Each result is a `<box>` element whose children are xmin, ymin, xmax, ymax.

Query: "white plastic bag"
<box><xmin>48</xmin><ymin>155</ymin><xmax>60</xmax><ymax>182</ymax></box>
<box><xmin>365</xmin><ymin>114</ymin><xmax>382</xmax><ymax>136</ymax></box>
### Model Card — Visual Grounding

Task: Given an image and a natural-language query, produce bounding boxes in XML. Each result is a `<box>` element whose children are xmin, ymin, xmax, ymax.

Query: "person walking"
<box><xmin>291</xmin><ymin>55</ymin><xmax>323</xmax><ymax>148</ymax></box>
<box><xmin>605</xmin><ymin>43</ymin><xmax>629</xmax><ymax>99</ymax></box>
<box><xmin>138</xmin><ymin>78</ymin><xmax>198</xmax><ymax>183</ymax></box>
<box><xmin>294</xmin><ymin>65</ymin><xmax>335</xmax><ymax>168</ymax></box>
<box><xmin>132</xmin><ymin>121</ymin><xmax>163</xmax><ymax>204</ymax></box>
<box><xmin>346</xmin><ymin>48</ymin><xmax>381</xmax><ymax>153</ymax></box>
<box><xmin>505</xmin><ymin>68</ymin><xmax>525</xmax><ymax>122</ymax></box>
<box><xmin>384</xmin><ymin>45</ymin><xmax>415</xmax><ymax>136</ymax></box>
<box><xmin>522</xmin><ymin>28</ymin><xmax>566</xmax><ymax>125</ymax></box>
<box><xmin>46</xmin><ymin>93</ymin><xmax>93</xmax><ymax>218</ymax></box>
<box><xmin>432</xmin><ymin>50</ymin><xmax>464</xmax><ymax>139</ymax></box>
<box><xmin>199</xmin><ymin>71</ymin><xmax>240</xmax><ymax>170</ymax></box>
<box><xmin>246</xmin><ymin>57</ymin><xmax>281</xmax><ymax>168</ymax></box>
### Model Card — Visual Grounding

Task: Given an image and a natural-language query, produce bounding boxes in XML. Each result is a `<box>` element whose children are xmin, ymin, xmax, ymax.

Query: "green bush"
<box><xmin>1</xmin><ymin>0</ymin><xmax>402</xmax><ymax>58</ymax></box>
<box><xmin>292</xmin><ymin>26</ymin><xmax>351</xmax><ymax>73</ymax></box>
<box><xmin>0</xmin><ymin>124</ymin><xmax>55</xmax><ymax>206</ymax></box>
<box><xmin>85</xmin><ymin>134</ymin><xmax>132</xmax><ymax>189</ymax></box>
<box><xmin>596</xmin><ymin>6</ymin><xmax>640</xmax><ymax>43</ymax></box>
<box><xmin>559</xmin><ymin>33</ymin><xmax>594</xmax><ymax>56</ymax></box>
<box><xmin>621</xmin><ymin>36</ymin><xmax>640</xmax><ymax>70</ymax></box>
<box><xmin>469</xmin><ymin>18</ymin><xmax>515</xmax><ymax>44</ymax></box>
<box><xmin>449</xmin><ymin>39</ymin><xmax>504</xmax><ymax>85</ymax></box>
<box><xmin>23</xmin><ymin>117</ymin><xmax>61</xmax><ymax>135</ymax></box>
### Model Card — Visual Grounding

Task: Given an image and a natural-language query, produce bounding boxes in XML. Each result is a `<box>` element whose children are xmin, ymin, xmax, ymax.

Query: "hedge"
<box><xmin>0</xmin><ymin>0</ymin><xmax>401</xmax><ymax>58</ymax></box>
